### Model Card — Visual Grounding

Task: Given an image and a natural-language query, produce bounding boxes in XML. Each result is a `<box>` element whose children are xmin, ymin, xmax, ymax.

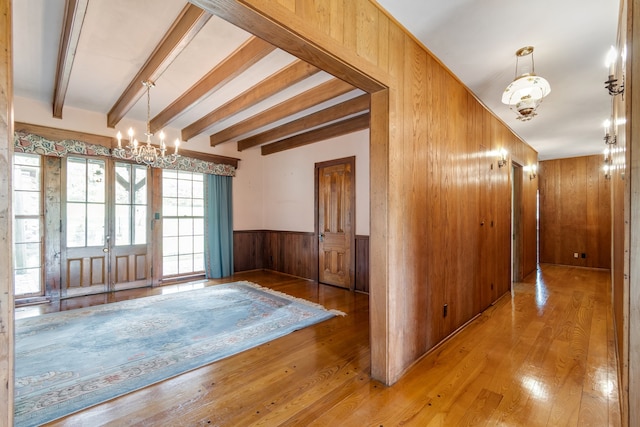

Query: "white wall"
<box><xmin>257</xmin><ymin>130</ymin><xmax>369</xmax><ymax>235</ymax></box>
<box><xmin>15</xmin><ymin>97</ymin><xmax>370</xmax><ymax>236</ymax></box>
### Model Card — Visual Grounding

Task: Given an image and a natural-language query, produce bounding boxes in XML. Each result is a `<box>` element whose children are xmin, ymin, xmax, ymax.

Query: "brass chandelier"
<box><xmin>114</xmin><ymin>81</ymin><xmax>180</xmax><ymax>167</ymax></box>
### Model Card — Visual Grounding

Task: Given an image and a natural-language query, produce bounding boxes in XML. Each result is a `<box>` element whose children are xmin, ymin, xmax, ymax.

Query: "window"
<box><xmin>66</xmin><ymin>156</ymin><xmax>106</xmax><ymax>248</ymax></box>
<box><xmin>162</xmin><ymin>170</ymin><xmax>204</xmax><ymax>277</ymax></box>
<box><xmin>114</xmin><ymin>162</ymin><xmax>147</xmax><ymax>246</ymax></box>
<box><xmin>13</xmin><ymin>153</ymin><xmax>42</xmax><ymax>296</ymax></box>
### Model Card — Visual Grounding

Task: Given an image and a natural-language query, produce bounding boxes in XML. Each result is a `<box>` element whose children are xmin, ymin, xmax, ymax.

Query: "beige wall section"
<box><xmin>258</xmin><ymin>129</ymin><xmax>369</xmax><ymax>234</ymax></box>
<box><xmin>0</xmin><ymin>0</ymin><xmax>15</xmax><ymax>424</ymax></box>
<box><xmin>191</xmin><ymin>0</ymin><xmax>539</xmax><ymax>384</ymax></box>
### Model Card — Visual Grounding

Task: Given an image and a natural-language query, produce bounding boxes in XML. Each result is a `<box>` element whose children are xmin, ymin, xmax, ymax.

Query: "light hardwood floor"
<box><xmin>16</xmin><ymin>264</ymin><xmax>620</xmax><ymax>426</ymax></box>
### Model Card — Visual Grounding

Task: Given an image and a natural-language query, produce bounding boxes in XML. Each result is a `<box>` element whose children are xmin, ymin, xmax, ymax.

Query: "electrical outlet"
<box><xmin>581</xmin><ymin>253</ymin><xmax>586</xmax><ymax>258</ymax></box>
<box><xmin>574</xmin><ymin>252</ymin><xmax>579</xmax><ymax>258</ymax></box>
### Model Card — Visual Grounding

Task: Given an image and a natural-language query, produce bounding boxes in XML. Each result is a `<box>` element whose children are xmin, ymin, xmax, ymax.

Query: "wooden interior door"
<box><xmin>317</xmin><ymin>158</ymin><xmax>355</xmax><ymax>289</ymax></box>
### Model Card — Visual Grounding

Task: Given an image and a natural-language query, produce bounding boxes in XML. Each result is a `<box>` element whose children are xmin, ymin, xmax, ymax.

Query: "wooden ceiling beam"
<box><xmin>52</xmin><ymin>0</ymin><xmax>89</xmax><ymax>119</ymax></box>
<box><xmin>237</xmin><ymin>93</ymin><xmax>369</xmax><ymax>151</ymax></box>
<box><xmin>261</xmin><ymin>113</ymin><xmax>370</xmax><ymax>155</ymax></box>
<box><xmin>210</xmin><ymin>78</ymin><xmax>355</xmax><ymax>146</ymax></box>
<box><xmin>150</xmin><ymin>36</ymin><xmax>275</xmax><ymax>134</ymax></box>
<box><xmin>181</xmin><ymin>59</ymin><xmax>319</xmax><ymax>141</ymax></box>
<box><xmin>106</xmin><ymin>3</ymin><xmax>212</xmax><ymax>128</ymax></box>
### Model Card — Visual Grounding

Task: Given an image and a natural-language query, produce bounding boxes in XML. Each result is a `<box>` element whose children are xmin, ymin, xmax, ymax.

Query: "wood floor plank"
<box><xmin>13</xmin><ymin>265</ymin><xmax>619</xmax><ymax>426</ymax></box>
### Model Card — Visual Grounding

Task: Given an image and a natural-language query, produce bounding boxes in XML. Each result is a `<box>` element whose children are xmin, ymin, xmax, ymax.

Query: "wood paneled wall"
<box><xmin>234</xmin><ymin>230</ymin><xmax>370</xmax><ymax>293</ymax></box>
<box><xmin>355</xmin><ymin>235</ymin><xmax>369</xmax><ymax>293</ymax></box>
<box><xmin>151</xmin><ymin>0</ymin><xmax>541</xmax><ymax>384</ymax></box>
<box><xmin>539</xmin><ymin>156</ymin><xmax>611</xmax><ymax>269</ymax></box>
<box><xmin>234</xmin><ymin>230</ymin><xmax>317</xmax><ymax>280</ymax></box>
<box><xmin>0</xmin><ymin>0</ymin><xmax>14</xmax><ymax>423</ymax></box>
<box><xmin>614</xmin><ymin>0</ymin><xmax>638</xmax><ymax>424</ymax></box>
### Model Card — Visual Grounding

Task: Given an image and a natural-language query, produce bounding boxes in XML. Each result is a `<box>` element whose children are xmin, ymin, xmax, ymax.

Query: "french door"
<box><xmin>60</xmin><ymin>156</ymin><xmax>151</xmax><ymax>297</ymax></box>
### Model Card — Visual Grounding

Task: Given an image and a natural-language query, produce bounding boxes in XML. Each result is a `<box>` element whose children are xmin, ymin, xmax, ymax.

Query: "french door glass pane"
<box><xmin>115</xmin><ymin>204</ymin><xmax>131</xmax><ymax>245</ymax></box>
<box><xmin>87</xmin><ymin>160</ymin><xmax>106</xmax><ymax>203</ymax></box>
<box><xmin>87</xmin><ymin>204</ymin><xmax>105</xmax><ymax>246</ymax></box>
<box><xmin>67</xmin><ymin>158</ymin><xmax>87</xmax><ymax>202</ymax></box>
<box><xmin>67</xmin><ymin>202</ymin><xmax>87</xmax><ymax>247</ymax></box>
<box><xmin>66</xmin><ymin>157</ymin><xmax>106</xmax><ymax>248</ymax></box>
<box><xmin>114</xmin><ymin>162</ymin><xmax>147</xmax><ymax>246</ymax></box>
<box><xmin>115</xmin><ymin>164</ymin><xmax>131</xmax><ymax>204</ymax></box>
<box><xmin>134</xmin><ymin>205</ymin><xmax>147</xmax><ymax>245</ymax></box>
<box><xmin>134</xmin><ymin>167</ymin><xmax>147</xmax><ymax>204</ymax></box>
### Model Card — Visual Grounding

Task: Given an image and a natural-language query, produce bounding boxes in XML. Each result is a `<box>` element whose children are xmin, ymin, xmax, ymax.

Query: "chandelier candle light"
<box><xmin>502</xmin><ymin>46</ymin><xmax>551</xmax><ymax>121</ymax></box>
<box><xmin>114</xmin><ymin>81</ymin><xmax>180</xmax><ymax>167</ymax></box>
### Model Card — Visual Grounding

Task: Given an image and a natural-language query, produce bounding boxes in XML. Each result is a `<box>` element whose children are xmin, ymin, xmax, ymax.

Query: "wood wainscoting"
<box><xmin>234</xmin><ymin>230</ymin><xmax>370</xmax><ymax>293</ymax></box>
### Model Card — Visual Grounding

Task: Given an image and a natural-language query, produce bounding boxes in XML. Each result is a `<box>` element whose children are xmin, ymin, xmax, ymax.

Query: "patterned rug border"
<box><xmin>240</xmin><ymin>281</ymin><xmax>347</xmax><ymax>317</ymax></box>
<box><xmin>15</xmin><ymin>280</ymin><xmax>341</xmax><ymax>426</ymax></box>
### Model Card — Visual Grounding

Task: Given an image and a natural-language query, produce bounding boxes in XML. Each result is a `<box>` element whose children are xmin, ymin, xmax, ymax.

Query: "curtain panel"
<box><xmin>204</xmin><ymin>174</ymin><xmax>234</xmax><ymax>278</ymax></box>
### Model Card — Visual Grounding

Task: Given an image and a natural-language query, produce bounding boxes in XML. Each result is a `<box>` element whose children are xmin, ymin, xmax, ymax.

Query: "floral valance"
<box><xmin>14</xmin><ymin>132</ymin><xmax>236</xmax><ymax>177</ymax></box>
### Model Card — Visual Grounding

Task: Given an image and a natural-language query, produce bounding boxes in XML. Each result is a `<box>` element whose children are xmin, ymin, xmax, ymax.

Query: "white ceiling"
<box><xmin>376</xmin><ymin>0</ymin><xmax>620</xmax><ymax>160</ymax></box>
<box><xmin>12</xmin><ymin>0</ymin><xmax>620</xmax><ymax>160</ymax></box>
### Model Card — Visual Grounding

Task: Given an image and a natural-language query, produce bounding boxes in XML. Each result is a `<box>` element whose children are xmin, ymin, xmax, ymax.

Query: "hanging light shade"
<box><xmin>501</xmin><ymin>46</ymin><xmax>551</xmax><ymax>121</ymax></box>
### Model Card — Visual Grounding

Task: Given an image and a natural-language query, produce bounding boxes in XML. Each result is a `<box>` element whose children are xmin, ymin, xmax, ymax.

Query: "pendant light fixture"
<box><xmin>501</xmin><ymin>46</ymin><xmax>551</xmax><ymax>121</ymax></box>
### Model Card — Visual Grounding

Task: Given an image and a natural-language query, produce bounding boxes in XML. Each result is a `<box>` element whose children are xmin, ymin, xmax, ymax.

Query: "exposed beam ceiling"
<box><xmin>181</xmin><ymin>59</ymin><xmax>320</xmax><ymax>141</ymax></box>
<box><xmin>107</xmin><ymin>3</ymin><xmax>212</xmax><ymax>129</ymax></box>
<box><xmin>150</xmin><ymin>35</ymin><xmax>276</xmax><ymax>134</ymax></box>
<box><xmin>52</xmin><ymin>0</ymin><xmax>89</xmax><ymax>119</ymax></box>
<box><xmin>15</xmin><ymin>1</ymin><xmax>366</xmax><ymax>157</ymax></box>
<box><xmin>238</xmin><ymin>93</ymin><xmax>370</xmax><ymax>151</ymax></box>
<box><xmin>261</xmin><ymin>113</ymin><xmax>370</xmax><ymax>155</ymax></box>
<box><xmin>210</xmin><ymin>78</ymin><xmax>356</xmax><ymax>146</ymax></box>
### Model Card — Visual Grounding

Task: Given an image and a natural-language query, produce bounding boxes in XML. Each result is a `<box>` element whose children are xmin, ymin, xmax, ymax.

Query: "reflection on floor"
<box><xmin>16</xmin><ymin>264</ymin><xmax>620</xmax><ymax>426</ymax></box>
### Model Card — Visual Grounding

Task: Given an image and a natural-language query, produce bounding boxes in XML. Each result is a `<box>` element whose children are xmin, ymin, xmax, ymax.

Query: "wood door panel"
<box><xmin>112</xmin><ymin>247</ymin><xmax>149</xmax><ymax>291</ymax></box>
<box><xmin>90</xmin><ymin>257</ymin><xmax>105</xmax><ymax>285</ymax></box>
<box><xmin>115</xmin><ymin>255</ymin><xmax>129</xmax><ymax>283</ymax></box>
<box><xmin>135</xmin><ymin>254</ymin><xmax>147</xmax><ymax>281</ymax></box>
<box><xmin>64</xmin><ymin>253</ymin><xmax>108</xmax><ymax>297</ymax></box>
<box><xmin>317</xmin><ymin>159</ymin><xmax>354</xmax><ymax>289</ymax></box>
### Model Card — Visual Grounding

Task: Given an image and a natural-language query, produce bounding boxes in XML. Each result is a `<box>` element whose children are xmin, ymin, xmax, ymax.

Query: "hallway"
<box><xmin>18</xmin><ymin>264</ymin><xmax>620</xmax><ymax>426</ymax></box>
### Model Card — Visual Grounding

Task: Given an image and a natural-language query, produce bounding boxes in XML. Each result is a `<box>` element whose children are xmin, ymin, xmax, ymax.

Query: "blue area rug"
<box><xmin>15</xmin><ymin>281</ymin><xmax>341</xmax><ymax>426</ymax></box>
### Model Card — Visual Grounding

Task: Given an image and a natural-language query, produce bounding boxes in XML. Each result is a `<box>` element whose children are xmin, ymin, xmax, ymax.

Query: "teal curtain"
<box><xmin>204</xmin><ymin>174</ymin><xmax>233</xmax><ymax>278</ymax></box>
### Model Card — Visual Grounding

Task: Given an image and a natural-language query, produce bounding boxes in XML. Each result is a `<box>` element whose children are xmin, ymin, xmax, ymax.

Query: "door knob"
<box><xmin>102</xmin><ymin>247</ymin><xmax>109</xmax><ymax>253</ymax></box>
